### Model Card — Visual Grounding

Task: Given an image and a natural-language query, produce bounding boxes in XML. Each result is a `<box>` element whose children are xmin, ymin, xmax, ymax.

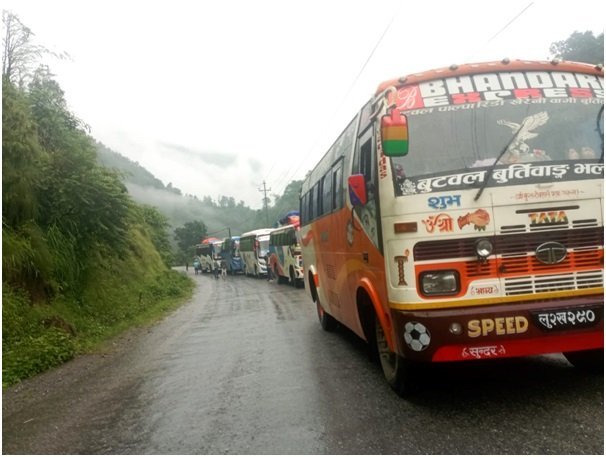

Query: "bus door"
<box><xmin>344</xmin><ymin>120</ymin><xmax>384</xmax><ymax>331</ymax></box>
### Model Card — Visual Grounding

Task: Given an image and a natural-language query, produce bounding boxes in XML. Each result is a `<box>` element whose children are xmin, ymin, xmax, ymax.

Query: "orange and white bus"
<box><xmin>268</xmin><ymin>223</ymin><xmax>304</xmax><ymax>287</ymax></box>
<box><xmin>299</xmin><ymin>59</ymin><xmax>604</xmax><ymax>396</ymax></box>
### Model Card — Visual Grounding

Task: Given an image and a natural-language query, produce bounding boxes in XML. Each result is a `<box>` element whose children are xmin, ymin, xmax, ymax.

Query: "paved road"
<box><xmin>3</xmin><ymin>269</ymin><xmax>603</xmax><ymax>454</ymax></box>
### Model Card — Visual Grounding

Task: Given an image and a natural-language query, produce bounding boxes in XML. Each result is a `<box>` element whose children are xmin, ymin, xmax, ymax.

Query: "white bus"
<box><xmin>195</xmin><ymin>238</ymin><xmax>222</xmax><ymax>273</ymax></box>
<box><xmin>268</xmin><ymin>224</ymin><xmax>304</xmax><ymax>287</ymax></box>
<box><xmin>240</xmin><ymin>228</ymin><xmax>273</xmax><ymax>278</ymax></box>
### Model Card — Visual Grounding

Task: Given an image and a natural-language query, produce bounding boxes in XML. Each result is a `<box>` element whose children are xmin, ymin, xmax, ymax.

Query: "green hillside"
<box><xmin>2</xmin><ymin>58</ymin><xmax>192</xmax><ymax>386</ymax></box>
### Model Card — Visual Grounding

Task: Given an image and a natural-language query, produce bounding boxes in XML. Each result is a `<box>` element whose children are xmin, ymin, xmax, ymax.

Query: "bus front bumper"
<box><xmin>389</xmin><ymin>295</ymin><xmax>603</xmax><ymax>362</ymax></box>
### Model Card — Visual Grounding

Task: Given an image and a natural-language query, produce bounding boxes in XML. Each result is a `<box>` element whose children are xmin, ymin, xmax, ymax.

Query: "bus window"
<box><xmin>332</xmin><ymin>164</ymin><xmax>343</xmax><ymax>211</ymax></box>
<box><xmin>322</xmin><ymin>172</ymin><xmax>332</xmax><ymax>215</ymax></box>
<box><xmin>313</xmin><ymin>182</ymin><xmax>322</xmax><ymax>218</ymax></box>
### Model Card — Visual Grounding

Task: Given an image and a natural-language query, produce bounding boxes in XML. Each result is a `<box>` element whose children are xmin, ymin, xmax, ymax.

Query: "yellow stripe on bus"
<box><xmin>389</xmin><ymin>287</ymin><xmax>603</xmax><ymax>311</ymax></box>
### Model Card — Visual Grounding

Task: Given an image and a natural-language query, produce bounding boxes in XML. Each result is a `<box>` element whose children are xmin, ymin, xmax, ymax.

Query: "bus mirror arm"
<box><xmin>370</xmin><ymin>86</ymin><xmax>397</xmax><ymax>120</ymax></box>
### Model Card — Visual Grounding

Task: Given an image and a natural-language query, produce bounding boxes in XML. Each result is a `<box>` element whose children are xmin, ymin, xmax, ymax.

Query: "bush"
<box><xmin>3</xmin><ymin>329</ymin><xmax>75</xmax><ymax>386</ymax></box>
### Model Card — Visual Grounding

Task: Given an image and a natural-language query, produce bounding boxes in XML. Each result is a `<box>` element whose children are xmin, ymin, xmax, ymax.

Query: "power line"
<box><xmin>258</xmin><ymin>180</ymin><xmax>272</xmax><ymax>226</ymax></box>
<box><xmin>486</xmin><ymin>2</ymin><xmax>534</xmax><ymax>44</ymax></box>
<box><xmin>272</xmin><ymin>4</ymin><xmax>402</xmax><ymax>195</ymax></box>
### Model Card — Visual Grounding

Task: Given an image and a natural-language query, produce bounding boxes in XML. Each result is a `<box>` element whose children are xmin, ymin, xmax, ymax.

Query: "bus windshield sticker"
<box><xmin>397</xmin><ymin>161</ymin><xmax>603</xmax><ymax>196</ymax></box>
<box><xmin>390</xmin><ymin>72</ymin><xmax>603</xmax><ymax>110</ymax></box>
<box><xmin>427</xmin><ymin>195</ymin><xmax>462</xmax><ymax>210</ymax></box>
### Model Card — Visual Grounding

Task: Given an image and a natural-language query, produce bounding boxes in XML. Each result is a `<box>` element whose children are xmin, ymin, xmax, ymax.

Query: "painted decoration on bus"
<box><xmin>389</xmin><ymin>71</ymin><xmax>603</xmax><ymax>110</ymax></box>
<box><xmin>397</xmin><ymin>161</ymin><xmax>603</xmax><ymax>196</ymax></box>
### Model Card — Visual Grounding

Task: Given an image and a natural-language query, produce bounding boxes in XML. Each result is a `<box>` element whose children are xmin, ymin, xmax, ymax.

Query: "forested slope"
<box><xmin>2</xmin><ymin>71</ymin><xmax>193</xmax><ymax>386</ymax></box>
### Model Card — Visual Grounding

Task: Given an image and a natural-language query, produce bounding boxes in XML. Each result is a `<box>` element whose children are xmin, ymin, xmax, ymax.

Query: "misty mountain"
<box><xmin>95</xmin><ymin>142</ymin><xmax>301</xmax><ymax>237</ymax></box>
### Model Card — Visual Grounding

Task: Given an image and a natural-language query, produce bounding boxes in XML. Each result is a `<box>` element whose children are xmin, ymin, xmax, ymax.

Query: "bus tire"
<box><xmin>375</xmin><ymin>315</ymin><xmax>418</xmax><ymax>397</ymax></box>
<box><xmin>317</xmin><ymin>301</ymin><xmax>337</xmax><ymax>331</ymax></box>
<box><xmin>276</xmin><ymin>267</ymin><xmax>285</xmax><ymax>284</ymax></box>
<box><xmin>563</xmin><ymin>349</ymin><xmax>604</xmax><ymax>374</ymax></box>
<box><xmin>290</xmin><ymin>267</ymin><xmax>297</xmax><ymax>288</ymax></box>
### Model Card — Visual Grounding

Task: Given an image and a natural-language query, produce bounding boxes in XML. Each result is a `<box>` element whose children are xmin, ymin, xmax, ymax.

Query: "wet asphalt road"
<box><xmin>2</xmin><ymin>269</ymin><xmax>604</xmax><ymax>454</ymax></box>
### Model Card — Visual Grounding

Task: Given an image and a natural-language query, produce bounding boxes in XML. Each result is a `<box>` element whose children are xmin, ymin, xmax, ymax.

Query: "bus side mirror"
<box><xmin>381</xmin><ymin>109</ymin><xmax>409</xmax><ymax>157</ymax></box>
<box><xmin>348</xmin><ymin>174</ymin><xmax>367</xmax><ymax>207</ymax></box>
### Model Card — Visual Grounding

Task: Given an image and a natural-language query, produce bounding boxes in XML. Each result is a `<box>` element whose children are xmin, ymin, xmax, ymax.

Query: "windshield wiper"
<box><xmin>474</xmin><ymin>122</ymin><xmax>526</xmax><ymax>201</ymax></box>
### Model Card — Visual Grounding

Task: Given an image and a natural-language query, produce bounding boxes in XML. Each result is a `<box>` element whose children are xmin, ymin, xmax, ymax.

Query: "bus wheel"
<box><xmin>563</xmin><ymin>349</ymin><xmax>604</xmax><ymax>374</ymax></box>
<box><xmin>317</xmin><ymin>302</ymin><xmax>337</xmax><ymax>331</ymax></box>
<box><xmin>375</xmin><ymin>316</ymin><xmax>417</xmax><ymax>397</ymax></box>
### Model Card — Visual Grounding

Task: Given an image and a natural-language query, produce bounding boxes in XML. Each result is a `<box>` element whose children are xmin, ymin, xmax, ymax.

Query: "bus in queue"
<box><xmin>240</xmin><ymin>228</ymin><xmax>273</xmax><ymax>278</ymax></box>
<box><xmin>195</xmin><ymin>237</ymin><xmax>222</xmax><ymax>273</ymax></box>
<box><xmin>299</xmin><ymin>59</ymin><xmax>604</xmax><ymax>396</ymax></box>
<box><xmin>268</xmin><ymin>223</ymin><xmax>304</xmax><ymax>287</ymax></box>
<box><xmin>221</xmin><ymin>236</ymin><xmax>243</xmax><ymax>274</ymax></box>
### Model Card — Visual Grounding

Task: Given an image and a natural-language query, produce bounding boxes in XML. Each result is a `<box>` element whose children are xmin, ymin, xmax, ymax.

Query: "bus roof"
<box><xmin>375</xmin><ymin>59</ymin><xmax>603</xmax><ymax>95</ymax></box>
<box><xmin>241</xmin><ymin>228</ymin><xmax>274</xmax><ymax>238</ymax></box>
<box><xmin>270</xmin><ymin>224</ymin><xmax>296</xmax><ymax>235</ymax></box>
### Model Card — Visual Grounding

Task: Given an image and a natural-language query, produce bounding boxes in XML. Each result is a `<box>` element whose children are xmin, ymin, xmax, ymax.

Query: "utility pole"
<box><xmin>258</xmin><ymin>180</ymin><xmax>271</xmax><ymax>226</ymax></box>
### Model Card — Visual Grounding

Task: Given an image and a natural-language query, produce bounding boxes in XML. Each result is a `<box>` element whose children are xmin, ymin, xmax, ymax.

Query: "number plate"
<box><xmin>531</xmin><ymin>305</ymin><xmax>603</xmax><ymax>332</ymax></box>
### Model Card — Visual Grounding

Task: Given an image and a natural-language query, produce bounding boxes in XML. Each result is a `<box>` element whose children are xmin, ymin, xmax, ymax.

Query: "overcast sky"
<box><xmin>3</xmin><ymin>0</ymin><xmax>604</xmax><ymax>208</ymax></box>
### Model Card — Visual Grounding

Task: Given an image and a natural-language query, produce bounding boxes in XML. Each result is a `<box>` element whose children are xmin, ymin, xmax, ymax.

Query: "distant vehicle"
<box><xmin>268</xmin><ymin>214</ymin><xmax>303</xmax><ymax>287</ymax></box>
<box><xmin>240</xmin><ymin>228</ymin><xmax>273</xmax><ymax>278</ymax></box>
<box><xmin>195</xmin><ymin>237</ymin><xmax>223</xmax><ymax>273</ymax></box>
<box><xmin>221</xmin><ymin>236</ymin><xmax>243</xmax><ymax>274</ymax></box>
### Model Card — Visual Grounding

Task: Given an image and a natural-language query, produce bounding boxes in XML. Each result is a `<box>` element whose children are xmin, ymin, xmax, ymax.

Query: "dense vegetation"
<box><xmin>2</xmin><ymin>13</ymin><xmax>193</xmax><ymax>386</ymax></box>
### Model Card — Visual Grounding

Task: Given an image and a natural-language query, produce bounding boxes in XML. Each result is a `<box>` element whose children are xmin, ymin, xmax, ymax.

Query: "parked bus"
<box><xmin>268</xmin><ymin>224</ymin><xmax>304</xmax><ymax>287</ymax></box>
<box><xmin>196</xmin><ymin>237</ymin><xmax>222</xmax><ymax>273</ymax></box>
<box><xmin>299</xmin><ymin>59</ymin><xmax>604</xmax><ymax>396</ymax></box>
<box><xmin>221</xmin><ymin>236</ymin><xmax>243</xmax><ymax>274</ymax></box>
<box><xmin>240</xmin><ymin>228</ymin><xmax>273</xmax><ymax>277</ymax></box>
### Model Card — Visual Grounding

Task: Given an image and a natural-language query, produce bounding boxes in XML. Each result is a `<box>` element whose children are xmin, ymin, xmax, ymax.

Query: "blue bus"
<box><xmin>221</xmin><ymin>236</ymin><xmax>243</xmax><ymax>274</ymax></box>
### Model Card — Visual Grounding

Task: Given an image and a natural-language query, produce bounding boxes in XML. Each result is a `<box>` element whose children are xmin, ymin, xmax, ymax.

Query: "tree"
<box><xmin>2</xmin><ymin>77</ymin><xmax>42</xmax><ymax>227</ymax></box>
<box><xmin>27</xmin><ymin>68</ymin><xmax>131</xmax><ymax>255</ymax></box>
<box><xmin>174</xmin><ymin>220</ymin><xmax>208</xmax><ymax>260</ymax></box>
<box><xmin>139</xmin><ymin>205</ymin><xmax>174</xmax><ymax>267</ymax></box>
<box><xmin>2</xmin><ymin>10</ymin><xmax>46</xmax><ymax>88</ymax></box>
<box><xmin>550</xmin><ymin>31</ymin><xmax>604</xmax><ymax>65</ymax></box>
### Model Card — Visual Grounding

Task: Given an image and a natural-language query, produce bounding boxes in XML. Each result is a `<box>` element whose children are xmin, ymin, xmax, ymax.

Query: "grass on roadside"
<box><xmin>2</xmin><ymin>231</ymin><xmax>194</xmax><ymax>387</ymax></box>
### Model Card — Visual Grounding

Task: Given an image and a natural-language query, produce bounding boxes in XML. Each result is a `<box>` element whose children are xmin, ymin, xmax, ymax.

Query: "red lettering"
<box><xmin>451</xmin><ymin>92</ymin><xmax>481</xmax><ymax>104</ymax></box>
<box><xmin>513</xmin><ymin>88</ymin><xmax>542</xmax><ymax>99</ymax></box>
<box><xmin>569</xmin><ymin>88</ymin><xmax>593</xmax><ymax>98</ymax></box>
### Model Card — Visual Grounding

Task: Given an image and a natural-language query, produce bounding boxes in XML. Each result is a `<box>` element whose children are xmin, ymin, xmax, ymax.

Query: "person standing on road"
<box><xmin>265</xmin><ymin>255</ymin><xmax>274</xmax><ymax>282</ymax></box>
<box><xmin>213</xmin><ymin>258</ymin><xmax>220</xmax><ymax>279</ymax></box>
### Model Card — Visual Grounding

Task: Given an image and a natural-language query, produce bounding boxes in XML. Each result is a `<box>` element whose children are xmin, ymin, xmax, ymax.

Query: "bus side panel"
<box><xmin>304</xmin><ymin>206</ymin><xmax>388</xmax><ymax>340</ymax></box>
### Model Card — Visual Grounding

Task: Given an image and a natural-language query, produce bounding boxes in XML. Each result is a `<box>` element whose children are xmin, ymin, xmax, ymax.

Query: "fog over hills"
<box><xmin>95</xmin><ymin>142</ymin><xmax>301</xmax><ymax>238</ymax></box>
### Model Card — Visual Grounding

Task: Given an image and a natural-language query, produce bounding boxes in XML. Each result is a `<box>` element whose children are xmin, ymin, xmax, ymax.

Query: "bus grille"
<box><xmin>414</xmin><ymin>227</ymin><xmax>604</xmax><ymax>296</ymax></box>
<box><xmin>503</xmin><ymin>270</ymin><xmax>604</xmax><ymax>295</ymax></box>
<box><xmin>414</xmin><ymin>227</ymin><xmax>603</xmax><ymax>261</ymax></box>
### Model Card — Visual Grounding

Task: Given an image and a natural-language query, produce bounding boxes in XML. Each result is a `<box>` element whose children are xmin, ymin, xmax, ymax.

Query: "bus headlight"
<box><xmin>474</xmin><ymin>238</ymin><xmax>494</xmax><ymax>262</ymax></box>
<box><xmin>420</xmin><ymin>270</ymin><xmax>460</xmax><ymax>296</ymax></box>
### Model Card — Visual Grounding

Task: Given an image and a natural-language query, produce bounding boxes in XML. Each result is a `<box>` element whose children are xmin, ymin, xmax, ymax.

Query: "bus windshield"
<box><xmin>391</xmin><ymin>98</ymin><xmax>603</xmax><ymax>196</ymax></box>
<box><xmin>258</xmin><ymin>236</ymin><xmax>270</xmax><ymax>257</ymax></box>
